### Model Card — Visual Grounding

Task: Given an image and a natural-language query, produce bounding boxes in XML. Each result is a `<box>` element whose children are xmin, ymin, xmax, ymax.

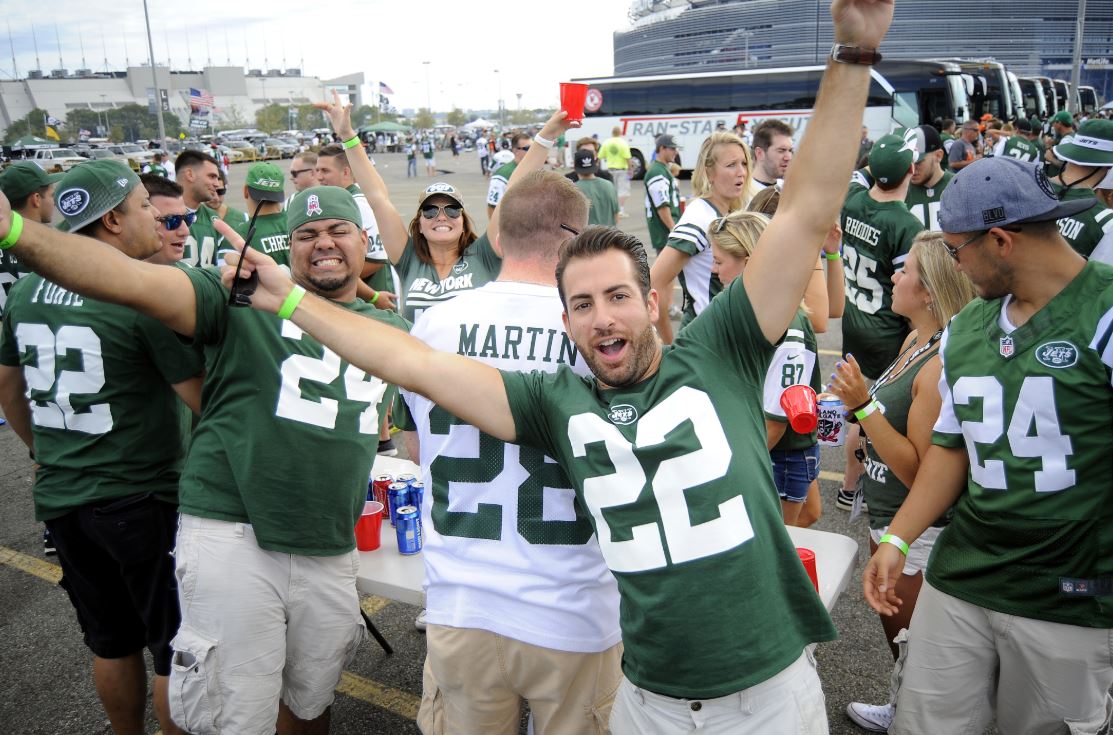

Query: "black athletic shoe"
<box><xmin>377</xmin><ymin>438</ymin><xmax>398</xmax><ymax>457</ymax></box>
<box><xmin>43</xmin><ymin>528</ymin><xmax>56</xmax><ymax>556</ymax></box>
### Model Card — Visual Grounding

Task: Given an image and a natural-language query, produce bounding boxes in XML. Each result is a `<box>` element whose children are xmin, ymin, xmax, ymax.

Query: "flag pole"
<box><xmin>142</xmin><ymin>0</ymin><xmax>167</xmax><ymax>146</ymax></box>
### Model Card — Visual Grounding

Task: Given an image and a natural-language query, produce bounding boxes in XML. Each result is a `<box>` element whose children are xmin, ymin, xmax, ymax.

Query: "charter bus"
<box><xmin>938</xmin><ymin>59</ymin><xmax>1016</xmax><ymax>121</ymax></box>
<box><xmin>571</xmin><ymin>60</ymin><xmax>968</xmax><ymax>178</ymax></box>
<box><xmin>1052</xmin><ymin>79</ymin><xmax>1077</xmax><ymax>117</ymax></box>
<box><xmin>1019</xmin><ymin>77</ymin><xmax>1052</xmax><ymax>119</ymax></box>
<box><xmin>1080</xmin><ymin>86</ymin><xmax>1099</xmax><ymax>116</ymax></box>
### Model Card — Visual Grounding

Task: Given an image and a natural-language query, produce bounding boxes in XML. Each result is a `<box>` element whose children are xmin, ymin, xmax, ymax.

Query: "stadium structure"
<box><xmin>616</xmin><ymin>0</ymin><xmax>1112</xmax><ymax>102</ymax></box>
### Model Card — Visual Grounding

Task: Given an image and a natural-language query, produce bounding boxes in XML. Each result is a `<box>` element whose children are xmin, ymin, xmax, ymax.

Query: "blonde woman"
<box><xmin>650</xmin><ymin>131</ymin><xmax>755</xmax><ymax>343</ymax></box>
<box><xmin>827</xmin><ymin>232</ymin><xmax>975</xmax><ymax>733</ymax></box>
<box><xmin>710</xmin><ymin>210</ymin><xmax>822</xmax><ymax>527</ymax></box>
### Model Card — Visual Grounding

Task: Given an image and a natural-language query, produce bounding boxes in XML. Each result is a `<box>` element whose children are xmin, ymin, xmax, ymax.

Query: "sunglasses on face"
<box><xmin>156</xmin><ymin>212</ymin><xmax>197</xmax><ymax>230</ymax></box>
<box><xmin>421</xmin><ymin>205</ymin><xmax>463</xmax><ymax>220</ymax></box>
<box><xmin>289</xmin><ymin>168</ymin><xmax>313</xmax><ymax>179</ymax></box>
<box><xmin>215</xmin><ymin>188</ymin><xmax>227</xmax><ymax>196</ymax></box>
<box><xmin>515</xmin><ymin>145</ymin><xmax>531</xmax><ymax>152</ymax></box>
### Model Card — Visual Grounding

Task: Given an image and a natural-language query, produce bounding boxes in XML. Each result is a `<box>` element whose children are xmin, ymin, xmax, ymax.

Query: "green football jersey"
<box><xmin>905</xmin><ymin>170</ymin><xmax>953</xmax><ymax>231</ymax></box>
<box><xmin>666</xmin><ymin>198</ymin><xmax>722</xmax><ymax>327</ymax></box>
<box><xmin>183</xmin><ymin>203</ymin><xmax>220</xmax><ymax>268</ymax></box>
<box><xmin>762</xmin><ymin>309</ymin><xmax>821</xmax><ymax>451</ymax></box>
<box><xmin>839</xmin><ymin>187</ymin><xmax>921</xmax><ymax>379</ymax></box>
<box><xmin>0</xmin><ymin>275</ymin><xmax>203</xmax><ymax>520</ymax></box>
<box><xmin>502</xmin><ymin>278</ymin><xmax>837</xmax><ymax>699</ymax></box>
<box><xmin>222</xmin><ymin>211</ymin><xmax>290</xmax><ymax>271</ymax></box>
<box><xmin>486</xmin><ymin>161</ymin><xmax>518</xmax><ymax>208</ymax></box>
<box><xmin>929</xmin><ymin>262</ymin><xmax>1113</xmax><ymax>626</ymax></box>
<box><xmin>179</xmin><ymin>267</ymin><xmax>410</xmax><ymax>555</ymax></box>
<box><xmin>1052</xmin><ymin>185</ymin><xmax>1113</xmax><ymax>259</ymax></box>
<box><xmin>395</xmin><ymin>234</ymin><xmax>502</xmax><ymax>323</ymax></box>
<box><xmin>0</xmin><ymin>248</ymin><xmax>29</xmax><ymax>317</ymax></box>
<box><xmin>644</xmin><ymin>160</ymin><xmax>680</xmax><ymax>252</ymax></box>
<box><xmin>1000</xmin><ymin>135</ymin><xmax>1041</xmax><ymax>163</ymax></box>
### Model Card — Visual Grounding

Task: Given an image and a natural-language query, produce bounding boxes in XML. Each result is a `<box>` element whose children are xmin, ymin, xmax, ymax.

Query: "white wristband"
<box><xmin>533</xmin><ymin>133</ymin><xmax>555</xmax><ymax>150</ymax></box>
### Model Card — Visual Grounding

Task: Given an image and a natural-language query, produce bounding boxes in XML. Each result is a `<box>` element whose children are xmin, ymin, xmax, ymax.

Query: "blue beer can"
<box><xmin>387</xmin><ymin>482</ymin><xmax>410</xmax><ymax>527</ymax></box>
<box><xmin>408</xmin><ymin>481</ymin><xmax>425</xmax><ymax>511</ymax></box>
<box><xmin>395</xmin><ymin>506</ymin><xmax>423</xmax><ymax>555</ymax></box>
<box><xmin>397</xmin><ymin>472</ymin><xmax>418</xmax><ymax>489</ymax></box>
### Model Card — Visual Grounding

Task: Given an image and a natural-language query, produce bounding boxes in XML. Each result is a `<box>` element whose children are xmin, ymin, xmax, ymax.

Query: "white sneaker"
<box><xmin>846</xmin><ymin>701</ymin><xmax>893</xmax><ymax>732</ymax></box>
<box><xmin>414</xmin><ymin>609</ymin><xmax>427</xmax><ymax>632</ymax></box>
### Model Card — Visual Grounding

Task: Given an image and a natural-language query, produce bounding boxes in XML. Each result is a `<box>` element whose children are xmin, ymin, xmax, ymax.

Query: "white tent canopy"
<box><xmin>462</xmin><ymin>118</ymin><xmax>498</xmax><ymax>130</ymax></box>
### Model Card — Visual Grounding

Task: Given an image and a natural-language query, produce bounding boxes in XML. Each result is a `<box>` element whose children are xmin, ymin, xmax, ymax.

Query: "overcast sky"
<box><xmin>2</xmin><ymin>0</ymin><xmax>633</xmax><ymax>112</ymax></box>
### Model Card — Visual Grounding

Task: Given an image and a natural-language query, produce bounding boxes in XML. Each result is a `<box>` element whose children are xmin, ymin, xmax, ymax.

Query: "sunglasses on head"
<box><xmin>421</xmin><ymin>204</ymin><xmax>463</xmax><ymax>220</ymax></box>
<box><xmin>156</xmin><ymin>212</ymin><xmax>197</xmax><ymax>231</ymax></box>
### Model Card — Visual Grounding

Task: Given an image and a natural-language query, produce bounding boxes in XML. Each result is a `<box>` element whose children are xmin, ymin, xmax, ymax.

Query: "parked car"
<box><xmin>31</xmin><ymin>148</ymin><xmax>88</xmax><ymax>171</ymax></box>
<box><xmin>263</xmin><ymin>138</ymin><xmax>298</xmax><ymax>158</ymax></box>
<box><xmin>106</xmin><ymin>144</ymin><xmax>155</xmax><ymax>171</ymax></box>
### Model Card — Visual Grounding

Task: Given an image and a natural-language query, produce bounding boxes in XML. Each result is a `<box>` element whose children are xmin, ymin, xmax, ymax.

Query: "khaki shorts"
<box><xmin>169</xmin><ymin>515</ymin><xmax>364</xmax><ymax>735</ymax></box>
<box><xmin>869</xmin><ymin>525</ymin><xmax>942</xmax><ymax>576</ymax></box>
<box><xmin>892</xmin><ymin>581</ymin><xmax>1113</xmax><ymax>735</ymax></box>
<box><xmin>418</xmin><ymin>624</ymin><xmax>622</xmax><ymax>735</ymax></box>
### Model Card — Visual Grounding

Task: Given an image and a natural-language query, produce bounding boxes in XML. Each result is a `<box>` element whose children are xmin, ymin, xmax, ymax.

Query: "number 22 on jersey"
<box><xmin>15</xmin><ymin>323</ymin><xmax>113</xmax><ymax>433</ymax></box>
<box><xmin>568</xmin><ymin>387</ymin><xmax>754</xmax><ymax>573</ymax></box>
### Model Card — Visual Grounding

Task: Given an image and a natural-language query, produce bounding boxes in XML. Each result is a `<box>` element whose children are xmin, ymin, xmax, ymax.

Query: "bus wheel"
<box><xmin>629</xmin><ymin>150</ymin><xmax>646</xmax><ymax>181</ymax></box>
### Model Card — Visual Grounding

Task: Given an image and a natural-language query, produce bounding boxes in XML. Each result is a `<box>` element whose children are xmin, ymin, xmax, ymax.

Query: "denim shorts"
<box><xmin>769</xmin><ymin>445</ymin><xmax>821</xmax><ymax>503</ymax></box>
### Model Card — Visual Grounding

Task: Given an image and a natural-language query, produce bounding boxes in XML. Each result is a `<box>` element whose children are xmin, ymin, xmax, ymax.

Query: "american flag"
<box><xmin>189</xmin><ymin>88</ymin><xmax>215</xmax><ymax>111</ymax></box>
<box><xmin>379</xmin><ymin>81</ymin><xmax>394</xmax><ymax>96</ymax></box>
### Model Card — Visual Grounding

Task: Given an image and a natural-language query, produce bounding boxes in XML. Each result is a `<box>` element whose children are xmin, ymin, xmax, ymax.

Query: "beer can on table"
<box><xmin>408</xmin><ymin>481</ymin><xmax>425</xmax><ymax>511</ymax></box>
<box><xmin>397</xmin><ymin>473</ymin><xmax>417</xmax><ymax>489</ymax></box>
<box><xmin>395</xmin><ymin>506</ymin><xmax>423</xmax><ymax>555</ymax></box>
<box><xmin>817</xmin><ymin>393</ymin><xmax>846</xmax><ymax>447</ymax></box>
<box><xmin>371</xmin><ymin>474</ymin><xmax>394</xmax><ymax>507</ymax></box>
<box><xmin>387</xmin><ymin>482</ymin><xmax>410</xmax><ymax>527</ymax></box>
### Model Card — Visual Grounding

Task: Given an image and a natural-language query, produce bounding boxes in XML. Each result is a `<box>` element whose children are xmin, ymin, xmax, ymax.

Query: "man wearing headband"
<box><xmin>0</xmin><ymin>159</ymin><xmax>203</xmax><ymax>735</ymax></box>
<box><xmin>0</xmin><ymin>182</ymin><xmax>408</xmax><ymax>734</ymax></box>
<box><xmin>1048</xmin><ymin>119</ymin><xmax>1113</xmax><ymax>258</ymax></box>
<box><xmin>864</xmin><ymin>156</ymin><xmax>1113</xmax><ymax>734</ymax></box>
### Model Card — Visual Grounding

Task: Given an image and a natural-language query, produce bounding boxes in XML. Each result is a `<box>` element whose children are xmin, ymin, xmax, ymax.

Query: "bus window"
<box><xmin>893</xmin><ymin>92</ymin><xmax>920</xmax><ymax>129</ymax></box>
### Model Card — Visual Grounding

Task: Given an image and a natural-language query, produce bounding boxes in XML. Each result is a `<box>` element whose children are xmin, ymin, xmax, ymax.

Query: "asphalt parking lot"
<box><xmin>1</xmin><ymin>148</ymin><xmax>910</xmax><ymax>734</ymax></box>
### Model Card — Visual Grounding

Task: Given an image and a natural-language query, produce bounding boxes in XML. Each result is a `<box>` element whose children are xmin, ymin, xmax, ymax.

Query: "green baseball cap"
<box><xmin>245</xmin><ymin>162</ymin><xmax>285</xmax><ymax>202</ymax></box>
<box><xmin>1050</xmin><ymin>110</ymin><xmax>1075</xmax><ymax>127</ymax></box>
<box><xmin>54</xmin><ymin>160</ymin><xmax>140</xmax><ymax>233</ymax></box>
<box><xmin>1052</xmin><ymin>119</ymin><xmax>1113</xmax><ymax>168</ymax></box>
<box><xmin>868</xmin><ymin>133</ymin><xmax>916</xmax><ymax>186</ymax></box>
<box><xmin>286</xmin><ymin>185</ymin><xmax>361</xmax><ymax>235</ymax></box>
<box><xmin>1029</xmin><ymin>116</ymin><xmax>1042</xmax><ymax>133</ymax></box>
<box><xmin>0</xmin><ymin>162</ymin><xmax>64</xmax><ymax>202</ymax></box>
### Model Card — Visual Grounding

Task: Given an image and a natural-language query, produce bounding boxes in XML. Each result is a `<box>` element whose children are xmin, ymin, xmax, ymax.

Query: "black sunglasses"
<box><xmin>421</xmin><ymin>205</ymin><xmax>463</xmax><ymax>220</ymax></box>
<box><xmin>215</xmin><ymin>188</ymin><xmax>227</xmax><ymax>197</ymax></box>
<box><xmin>941</xmin><ymin>225</ymin><xmax>1021</xmax><ymax>261</ymax></box>
<box><xmin>290</xmin><ymin>168</ymin><xmax>313</xmax><ymax>179</ymax></box>
<box><xmin>156</xmin><ymin>212</ymin><xmax>197</xmax><ymax>231</ymax></box>
<box><xmin>227</xmin><ymin>200</ymin><xmax>268</xmax><ymax>307</ymax></box>
<box><xmin>514</xmin><ymin>145</ymin><xmax>531</xmax><ymax>152</ymax></box>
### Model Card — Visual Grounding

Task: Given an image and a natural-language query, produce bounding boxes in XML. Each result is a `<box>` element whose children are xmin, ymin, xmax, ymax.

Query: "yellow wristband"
<box><xmin>879</xmin><ymin>533</ymin><xmax>910</xmax><ymax>556</ymax></box>
<box><xmin>277</xmin><ymin>285</ymin><xmax>307</xmax><ymax>319</ymax></box>
<box><xmin>342</xmin><ymin>136</ymin><xmax>361</xmax><ymax>150</ymax></box>
<box><xmin>825</xmin><ymin>251</ymin><xmax>841</xmax><ymax>261</ymax></box>
<box><xmin>0</xmin><ymin>212</ymin><xmax>24</xmax><ymax>250</ymax></box>
<box><xmin>854</xmin><ymin>400</ymin><xmax>881</xmax><ymax>421</ymax></box>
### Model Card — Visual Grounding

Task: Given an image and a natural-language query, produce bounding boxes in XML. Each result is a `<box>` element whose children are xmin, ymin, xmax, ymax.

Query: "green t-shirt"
<box><xmin>762</xmin><ymin>309</ymin><xmax>820</xmax><ymax>451</ymax></box>
<box><xmin>1000</xmin><ymin>135</ymin><xmax>1041</xmax><ymax>163</ymax></box>
<box><xmin>575</xmin><ymin>177</ymin><xmax>620</xmax><ymax>226</ymax></box>
<box><xmin>183</xmin><ymin>204</ymin><xmax>221</xmax><ymax>268</ymax></box>
<box><xmin>395</xmin><ymin>234</ymin><xmax>502</xmax><ymax>323</ymax></box>
<box><xmin>644</xmin><ymin>160</ymin><xmax>681</xmax><ymax>251</ymax></box>
<box><xmin>839</xmin><ymin>186</ymin><xmax>921</xmax><ymax>379</ymax></box>
<box><xmin>0</xmin><ymin>275</ymin><xmax>203</xmax><ymax>520</ymax></box>
<box><xmin>929</xmin><ymin>262</ymin><xmax>1113</xmax><ymax>627</ymax></box>
<box><xmin>179</xmin><ymin>266</ymin><xmax>410</xmax><ymax>555</ymax></box>
<box><xmin>501</xmin><ymin>278</ymin><xmax>837</xmax><ymax>699</ymax></box>
<box><xmin>905</xmin><ymin>170</ymin><xmax>953</xmax><ymax>231</ymax></box>
<box><xmin>1052</xmin><ymin>184</ymin><xmax>1113</xmax><ymax>259</ymax></box>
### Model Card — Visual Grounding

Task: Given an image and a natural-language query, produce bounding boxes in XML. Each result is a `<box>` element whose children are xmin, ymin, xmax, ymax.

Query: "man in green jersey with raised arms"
<box><xmin>183</xmin><ymin>2</ymin><xmax>895</xmax><ymax>730</ymax></box>
<box><xmin>1048</xmin><ymin>119</ymin><xmax>1113</xmax><ymax>258</ymax></box>
<box><xmin>0</xmin><ymin>183</ymin><xmax>408</xmax><ymax>734</ymax></box>
<box><xmin>175</xmin><ymin>150</ymin><xmax>223</xmax><ymax>268</ymax></box>
<box><xmin>864</xmin><ymin>156</ymin><xmax>1113</xmax><ymax>734</ymax></box>
<box><xmin>0</xmin><ymin>160</ymin><xmax>203</xmax><ymax>735</ymax></box>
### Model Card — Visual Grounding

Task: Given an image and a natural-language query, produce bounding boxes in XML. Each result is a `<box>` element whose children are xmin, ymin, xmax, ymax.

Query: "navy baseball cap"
<box><xmin>938</xmin><ymin>157</ymin><xmax>1095</xmax><ymax>233</ymax></box>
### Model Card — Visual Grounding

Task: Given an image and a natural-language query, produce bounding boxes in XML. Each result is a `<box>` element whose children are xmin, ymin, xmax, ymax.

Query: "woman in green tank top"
<box><xmin>828</xmin><ymin>232</ymin><xmax>975</xmax><ymax>732</ymax></box>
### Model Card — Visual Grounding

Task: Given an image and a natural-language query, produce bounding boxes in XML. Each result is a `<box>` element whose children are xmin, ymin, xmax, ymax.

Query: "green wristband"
<box><xmin>825</xmin><ymin>251</ymin><xmax>841</xmax><ymax>261</ymax></box>
<box><xmin>0</xmin><ymin>212</ymin><xmax>24</xmax><ymax>250</ymax></box>
<box><xmin>342</xmin><ymin>136</ymin><xmax>361</xmax><ymax>150</ymax></box>
<box><xmin>879</xmin><ymin>533</ymin><xmax>910</xmax><ymax>556</ymax></box>
<box><xmin>277</xmin><ymin>285</ymin><xmax>307</xmax><ymax>319</ymax></box>
<box><xmin>369</xmin><ymin>290</ymin><xmax>380</xmax><ymax>304</ymax></box>
<box><xmin>854</xmin><ymin>400</ymin><xmax>880</xmax><ymax>421</ymax></box>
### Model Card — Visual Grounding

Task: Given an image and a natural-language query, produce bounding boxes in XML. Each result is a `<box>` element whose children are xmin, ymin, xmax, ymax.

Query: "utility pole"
<box><xmin>1068</xmin><ymin>0</ymin><xmax>1086</xmax><ymax>114</ymax></box>
<box><xmin>142</xmin><ymin>0</ymin><xmax>167</xmax><ymax>145</ymax></box>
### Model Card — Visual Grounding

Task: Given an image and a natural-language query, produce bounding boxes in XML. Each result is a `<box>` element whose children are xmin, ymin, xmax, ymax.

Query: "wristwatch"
<box><xmin>830</xmin><ymin>44</ymin><xmax>882</xmax><ymax>65</ymax></box>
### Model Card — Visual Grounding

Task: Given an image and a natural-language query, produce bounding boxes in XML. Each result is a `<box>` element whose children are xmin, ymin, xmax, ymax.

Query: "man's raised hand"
<box><xmin>214</xmin><ymin>219</ymin><xmax>295</xmax><ymax>314</ymax></box>
<box><xmin>314</xmin><ymin>90</ymin><xmax>356</xmax><ymax>141</ymax></box>
<box><xmin>830</xmin><ymin>0</ymin><xmax>894</xmax><ymax>49</ymax></box>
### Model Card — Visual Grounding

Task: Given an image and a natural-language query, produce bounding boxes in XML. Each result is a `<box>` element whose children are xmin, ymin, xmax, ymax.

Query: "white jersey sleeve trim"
<box><xmin>932</xmin><ymin>326</ymin><xmax>962</xmax><ymax>434</ymax></box>
<box><xmin>1089</xmin><ymin>303</ymin><xmax>1113</xmax><ymax>387</ymax></box>
<box><xmin>646</xmin><ymin>175</ymin><xmax>671</xmax><ymax>209</ymax></box>
<box><xmin>486</xmin><ymin>176</ymin><xmax>509</xmax><ymax>207</ymax></box>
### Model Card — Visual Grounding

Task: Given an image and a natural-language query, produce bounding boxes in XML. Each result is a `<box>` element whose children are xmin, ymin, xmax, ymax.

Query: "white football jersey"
<box><xmin>403</xmin><ymin>281</ymin><xmax>621</xmax><ymax>652</ymax></box>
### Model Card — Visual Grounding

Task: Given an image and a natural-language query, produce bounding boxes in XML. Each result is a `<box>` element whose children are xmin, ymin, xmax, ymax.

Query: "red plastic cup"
<box><xmin>796</xmin><ymin>547</ymin><xmax>819</xmax><ymax>591</ymax></box>
<box><xmin>355</xmin><ymin>501</ymin><xmax>384</xmax><ymax>552</ymax></box>
<box><xmin>780</xmin><ymin>384</ymin><xmax>818</xmax><ymax>434</ymax></box>
<box><xmin>560</xmin><ymin>83</ymin><xmax>590</xmax><ymax>122</ymax></box>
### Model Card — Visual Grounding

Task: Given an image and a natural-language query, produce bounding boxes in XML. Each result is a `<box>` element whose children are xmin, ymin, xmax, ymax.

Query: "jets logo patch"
<box><xmin>57</xmin><ymin>188</ymin><xmax>90</xmax><ymax>216</ymax></box>
<box><xmin>607</xmin><ymin>404</ymin><xmax>638</xmax><ymax>425</ymax></box>
<box><xmin>1035</xmin><ymin>341</ymin><xmax>1078</xmax><ymax>369</ymax></box>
